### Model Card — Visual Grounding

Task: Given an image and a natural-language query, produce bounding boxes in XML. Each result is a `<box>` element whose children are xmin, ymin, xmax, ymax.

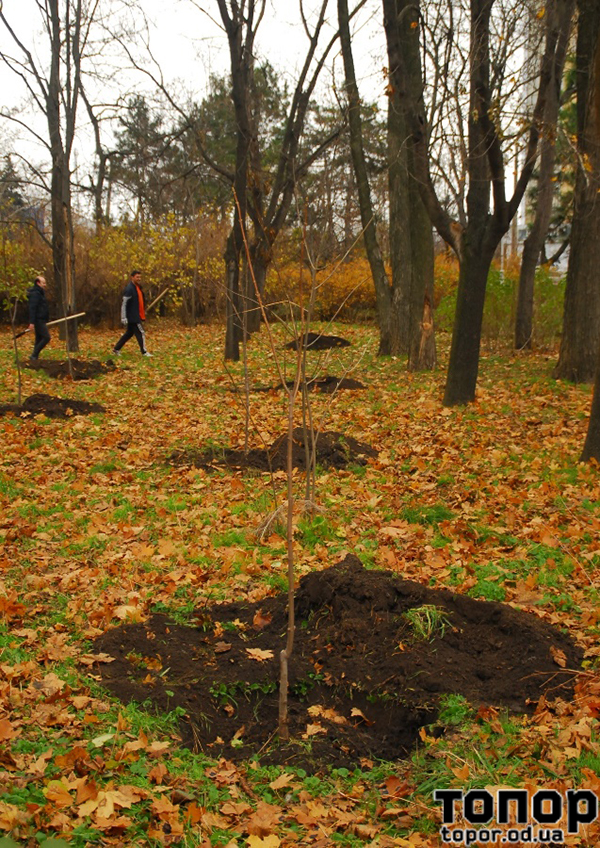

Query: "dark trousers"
<box><xmin>114</xmin><ymin>322</ymin><xmax>147</xmax><ymax>354</ymax></box>
<box><xmin>31</xmin><ymin>321</ymin><xmax>50</xmax><ymax>359</ymax></box>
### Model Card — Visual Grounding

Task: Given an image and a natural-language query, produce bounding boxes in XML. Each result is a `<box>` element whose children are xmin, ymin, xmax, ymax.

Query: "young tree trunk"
<box><xmin>224</xmin><ymin>230</ymin><xmax>242</xmax><ymax>361</ymax></box>
<box><xmin>338</xmin><ymin>0</ymin><xmax>392</xmax><ymax>355</ymax></box>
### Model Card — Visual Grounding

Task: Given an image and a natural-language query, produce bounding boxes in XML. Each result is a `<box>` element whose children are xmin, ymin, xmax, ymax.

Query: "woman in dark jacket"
<box><xmin>27</xmin><ymin>276</ymin><xmax>50</xmax><ymax>360</ymax></box>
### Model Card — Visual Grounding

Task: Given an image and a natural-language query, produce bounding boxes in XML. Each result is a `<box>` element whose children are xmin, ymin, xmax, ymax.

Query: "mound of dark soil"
<box><xmin>233</xmin><ymin>375</ymin><xmax>366</xmax><ymax>394</ymax></box>
<box><xmin>25</xmin><ymin>358</ymin><xmax>116</xmax><ymax>380</ymax></box>
<box><xmin>0</xmin><ymin>393</ymin><xmax>105</xmax><ymax>419</ymax></box>
<box><xmin>285</xmin><ymin>332</ymin><xmax>351</xmax><ymax>351</ymax></box>
<box><xmin>280</xmin><ymin>375</ymin><xmax>366</xmax><ymax>393</ymax></box>
<box><xmin>168</xmin><ymin>428</ymin><xmax>376</xmax><ymax>472</ymax></box>
<box><xmin>91</xmin><ymin>555</ymin><xmax>582</xmax><ymax>771</ymax></box>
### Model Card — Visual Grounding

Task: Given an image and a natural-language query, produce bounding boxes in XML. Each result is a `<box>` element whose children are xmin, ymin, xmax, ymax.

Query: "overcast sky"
<box><xmin>0</xmin><ymin>0</ymin><xmax>386</xmax><ymax>217</ymax></box>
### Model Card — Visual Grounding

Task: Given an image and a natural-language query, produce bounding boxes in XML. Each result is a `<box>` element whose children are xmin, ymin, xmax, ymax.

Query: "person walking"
<box><xmin>27</xmin><ymin>275</ymin><xmax>51</xmax><ymax>360</ymax></box>
<box><xmin>112</xmin><ymin>270</ymin><xmax>152</xmax><ymax>357</ymax></box>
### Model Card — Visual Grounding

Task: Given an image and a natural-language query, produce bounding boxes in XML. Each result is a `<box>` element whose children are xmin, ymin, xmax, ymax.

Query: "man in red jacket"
<box><xmin>112</xmin><ymin>270</ymin><xmax>152</xmax><ymax>357</ymax></box>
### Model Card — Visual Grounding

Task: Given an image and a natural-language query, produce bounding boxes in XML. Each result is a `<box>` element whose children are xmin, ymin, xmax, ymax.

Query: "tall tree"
<box><xmin>215</xmin><ymin>0</ymin><xmax>342</xmax><ymax>360</ymax></box>
<box><xmin>338</xmin><ymin>0</ymin><xmax>393</xmax><ymax>355</ymax></box>
<box><xmin>401</xmin><ymin>0</ymin><xmax>574</xmax><ymax>404</ymax></box>
<box><xmin>0</xmin><ymin>0</ymin><xmax>102</xmax><ymax>351</ymax></box>
<box><xmin>515</xmin><ymin>10</ymin><xmax>572</xmax><ymax>350</ymax></box>
<box><xmin>555</xmin><ymin>0</ymin><xmax>600</xmax><ymax>382</ymax></box>
<box><xmin>578</xmin><ymin>0</ymin><xmax>600</xmax><ymax>459</ymax></box>
<box><xmin>383</xmin><ymin>0</ymin><xmax>436</xmax><ymax>369</ymax></box>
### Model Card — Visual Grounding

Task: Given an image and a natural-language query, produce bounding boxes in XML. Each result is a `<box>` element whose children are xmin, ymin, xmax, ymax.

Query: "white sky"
<box><xmin>0</xmin><ymin>0</ymin><xmax>387</xmax><ymax>216</ymax></box>
<box><xmin>0</xmin><ymin>0</ymin><xmax>387</xmax><ymax>128</ymax></box>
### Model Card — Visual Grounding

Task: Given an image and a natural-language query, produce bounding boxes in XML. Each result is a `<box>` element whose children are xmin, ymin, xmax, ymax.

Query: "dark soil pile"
<box><xmin>91</xmin><ymin>555</ymin><xmax>582</xmax><ymax>771</ymax></box>
<box><xmin>168</xmin><ymin>429</ymin><xmax>377</xmax><ymax>472</ymax></box>
<box><xmin>280</xmin><ymin>375</ymin><xmax>366</xmax><ymax>393</ymax></box>
<box><xmin>234</xmin><ymin>375</ymin><xmax>366</xmax><ymax>393</ymax></box>
<box><xmin>285</xmin><ymin>333</ymin><xmax>351</xmax><ymax>351</ymax></box>
<box><xmin>0</xmin><ymin>393</ymin><xmax>105</xmax><ymax>419</ymax></box>
<box><xmin>25</xmin><ymin>358</ymin><xmax>116</xmax><ymax>380</ymax></box>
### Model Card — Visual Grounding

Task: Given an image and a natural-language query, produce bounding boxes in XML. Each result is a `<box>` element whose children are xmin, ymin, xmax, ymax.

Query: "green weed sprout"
<box><xmin>403</xmin><ymin>604</ymin><xmax>452</xmax><ymax>641</ymax></box>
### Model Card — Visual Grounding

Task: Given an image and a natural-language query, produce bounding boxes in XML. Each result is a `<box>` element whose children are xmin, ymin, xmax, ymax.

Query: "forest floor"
<box><xmin>0</xmin><ymin>321</ymin><xmax>599</xmax><ymax>847</ymax></box>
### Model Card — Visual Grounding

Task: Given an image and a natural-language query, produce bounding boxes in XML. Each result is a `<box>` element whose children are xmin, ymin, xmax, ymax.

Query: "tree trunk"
<box><xmin>555</xmin><ymin>0</ymin><xmax>600</xmax><ymax>381</ymax></box>
<box><xmin>387</xmin><ymin>77</ymin><xmax>413</xmax><ymax>354</ymax></box>
<box><xmin>384</xmin><ymin>0</ymin><xmax>436</xmax><ymax>366</ymax></box>
<box><xmin>443</xmin><ymin>239</ymin><xmax>496</xmax><ymax>405</ymax></box>
<box><xmin>515</xmin><ymin>0</ymin><xmax>572</xmax><ymax>350</ymax></box>
<box><xmin>581</xmin><ymin>341</ymin><xmax>600</xmax><ymax>460</ymax></box>
<box><xmin>245</xmin><ymin>237</ymin><xmax>270</xmax><ymax>334</ymax></box>
<box><xmin>224</xmin><ymin>230</ymin><xmax>242</xmax><ymax>361</ymax></box>
<box><xmin>407</xmin><ymin>158</ymin><xmax>436</xmax><ymax>369</ymax></box>
<box><xmin>338</xmin><ymin>0</ymin><xmax>392</xmax><ymax>355</ymax></box>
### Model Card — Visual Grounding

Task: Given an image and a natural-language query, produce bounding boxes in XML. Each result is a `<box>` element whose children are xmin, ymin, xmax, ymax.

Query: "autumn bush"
<box><xmin>83</xmin><ymin>215</ymin><xmax>228</xmax><ymax>326</ymax></box>
<box><xmin>434</xmin><ymin>251</ymin><xmax>565</xmax><ymax>347</ymax></box>
<box><xmin>265</xmin><ymin>254</ymin><xmax>378</xmax><ymax>321</ymax></box>
<box><xmin>0</xmin><ymin>224</ymin><xmax>50</xmax><ymax>322</ymax></box>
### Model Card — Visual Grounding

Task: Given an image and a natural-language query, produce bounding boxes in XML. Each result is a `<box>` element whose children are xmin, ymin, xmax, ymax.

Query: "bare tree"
<box><xmin>383</xmin><ymin>0</ymin><xmax>436</xmax><ymax>369</ymax></box>
<box><xmin>555</xmin><ymin>0</ymin><xmax>600</xmax><ymax>382</ymax></box>
<box><xmin>338</xmin><ymin>0</ymin><xmax>393</xmax><ymax>355</ymax></box>
<box><xmin>215</xmin><ymin>0</ymin><xmax>349</xmax><ymax>360</ymax></box>
<box><xmin>0</xmin><ymin>0</ymin><xmax>104</xmax><ymax>350</ymax></box>
<box><xmin>400</xmin><ymin>0</ymin><xmax>574</xmax><ymax>405</ymax></box>
<box><xmin>515</xmin><ymin>10</ymin><xmax>572</xmax><ymax>350</ymax></box>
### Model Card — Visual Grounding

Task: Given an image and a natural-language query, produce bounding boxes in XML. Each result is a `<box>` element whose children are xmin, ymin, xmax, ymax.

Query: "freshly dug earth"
<box><xmin>284</xmin><ymin>332</ymin><xmax>351</xmax><ymax>350</ymax></box>
<box><xmin>92</xmin><ymin>556</ymin><xmax>582</xmax><ymax>771</ymax></box>
<box><xmin>235</xmin><ymin>375</ymin><xmax>366</xmax><ymax>393</ymax></box>
<box><xmin>25</xmin><ymin>358</ymin><xmax>116</xmax><ymax>379</ymax></box>
<box><xmin>280</xmin><ymin>375</ymin><xmax>366</xmax><ymax>393</ymax></box>
<box><xmin>0</xmin><ymin>393</ymin><xmax>105</xmax><ymax>419</ymax></box>
<box><xmin>168</xmin><ymin>429</ymin><xmax>377</xmax><ymax>472</ymax></box>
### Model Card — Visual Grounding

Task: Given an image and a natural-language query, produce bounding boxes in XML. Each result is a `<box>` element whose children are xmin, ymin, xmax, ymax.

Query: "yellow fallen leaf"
<box><xmin>247</xmin><ymin>836</ymin><xmax>281</xmax><ymax>847</ymax></box>
<box><xmin>302</xmin><ymin>723</ymin><xmax>326</xmax><ymax>738</ymax></box>
<box><xmin>246</xmin><ymin>648</ymin><xmax>274</xmax><ymax>661</ymax></box>
<box><xmin>269</xmin><ymin>773</ymin><xmax>294</xmax><ymax>790</ymax></box>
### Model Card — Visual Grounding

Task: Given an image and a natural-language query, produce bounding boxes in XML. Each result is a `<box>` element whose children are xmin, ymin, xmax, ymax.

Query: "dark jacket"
<box><xmin>27</xmin><ymin>284</ymin><xmax>50</xmax><ymax>323</ymax></box>
<box><xmin>121</xmin><ymin>280</ymin><xmax>145</xmax><ymax>323</ymax></box>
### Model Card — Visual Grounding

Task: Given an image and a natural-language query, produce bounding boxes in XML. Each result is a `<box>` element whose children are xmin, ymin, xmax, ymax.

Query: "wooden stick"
<box><xmin>13</xmin><ymin>312</ymin><xmax>86</xmax><ymax>339</ymax></box>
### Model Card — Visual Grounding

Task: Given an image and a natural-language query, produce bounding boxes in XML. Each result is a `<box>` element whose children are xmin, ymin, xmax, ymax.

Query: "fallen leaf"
<box><xmin>246</xmin><ymin>648</ymin><xmax>274</xmax><ymax>661</ymax></box>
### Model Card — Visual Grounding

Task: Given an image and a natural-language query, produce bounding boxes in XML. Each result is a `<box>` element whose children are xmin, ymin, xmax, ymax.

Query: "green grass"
<box><xmin>401</xmin><ymin>503</ymin><xmax>454</xmax><ymax>526</ymax></box>
<box><xmin>403</xmin><ymin>604</ymin><xmax>453</xmax><ymax>640</ymax></box>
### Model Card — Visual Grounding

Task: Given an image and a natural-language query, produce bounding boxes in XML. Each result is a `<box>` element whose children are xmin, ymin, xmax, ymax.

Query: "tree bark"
<box><xmin>401</xmin><ymin>0</ymin><xmax>573</xmax><ymax>404</ymax></box>
<box><xmin>555</xmin><ymin>0</ymin><xmax>600</xmax><ymax>382</ymax></box>
<box><xmin>443</xmin><ymin>237</ymin><xmax>497</xmax><ymax>405</ymax></box>
<box><xmin>515</xmin><ymin>2</ymin><xmax>572</xmax><ymax>350</ymax></box>
<box><xmin>47</xmin><ymin>0</ymin><xmax>79</xmax><ymax>352</ymax></box>
<box><xmin>384</xmin><ymin>0</ymin><xmax>436</xmax><ymax>367</ymax></box>
<box><xmin>338</xmin><ymin>0</ymin><xmax>392</xmax><ymax>354</ymax></box>
<box><xmin>581</xmin><ymin>341</ymin><xmax>600</xmax><ymax>460</ymax></box>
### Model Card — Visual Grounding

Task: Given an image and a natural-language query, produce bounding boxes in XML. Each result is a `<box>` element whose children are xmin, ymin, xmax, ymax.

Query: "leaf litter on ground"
<box><xmin>0</xmin><ymin>323</ymin><xmax>599</xmax><ymax>846</ymax></box>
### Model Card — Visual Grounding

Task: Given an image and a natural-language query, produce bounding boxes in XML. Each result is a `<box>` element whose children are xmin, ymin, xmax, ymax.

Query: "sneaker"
<box><xmin>112</xmin><ymin>349</ymin><xmax>121</xmax><ymax>356</ymax></box>
<box><xmin>143</xmin><ymin>352</ymin><xmax>153</xmax><ymax>357</ymax></box>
